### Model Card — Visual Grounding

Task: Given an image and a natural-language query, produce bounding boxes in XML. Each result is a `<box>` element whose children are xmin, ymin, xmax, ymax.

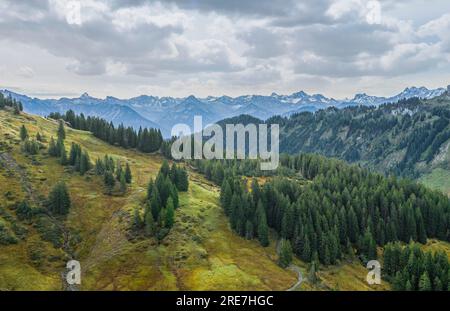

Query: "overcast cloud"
<box><xmin>0</xmin><ymin>0</ymin><xmax>449</xmax><ymax>99</ymax></box>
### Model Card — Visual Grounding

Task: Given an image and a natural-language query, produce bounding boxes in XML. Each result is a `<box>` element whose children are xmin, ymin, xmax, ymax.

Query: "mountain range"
<box><xmin>1</xmin><ymin>86</ymin><xmax>447</xmax><ymax>137</ymax></box>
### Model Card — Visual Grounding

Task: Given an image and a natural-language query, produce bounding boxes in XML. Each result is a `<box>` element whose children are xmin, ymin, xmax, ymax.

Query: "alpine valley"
<box><xmin>1</xmin><ymin>86</ymin><xmax>450</xmax><ymax>292</ymax></box>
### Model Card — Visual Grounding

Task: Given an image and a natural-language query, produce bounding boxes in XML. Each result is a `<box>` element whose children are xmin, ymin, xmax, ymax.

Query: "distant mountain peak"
<box><xmin>80</xmin><ymin>92</ymin><xmax>92</xmax><ymax>99</ymax></box>
<box><xmin>185</xmin><ymin>95</ymin><xmax>198</xmax><ymax>101</ymax></box>
<box><xmin>291</xmin><ymin>91</ymin><xmax>308</xmax><ymax>98</ymax></box>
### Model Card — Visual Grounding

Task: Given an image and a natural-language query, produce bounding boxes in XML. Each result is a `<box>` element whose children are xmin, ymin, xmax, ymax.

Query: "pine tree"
<box><xmin>104</xmin><ymin>171</ymin><xmax>115</xmax><ymax>194</ymax></box>
<box><xmin>419</xmin><ymin>272</ymin><xmax>432</xmax><ymax>291</ymax></box>
<box><xmin>120</xmin><ymin>173</ymin><xmax>127</xmax><ymax>194</ymax></box>
<box><xmin>48</xmin><ymin>137</ymin><xmax>57</xmax><ymax>156</ymax></box>
<box><xmin>433</xmin><ymin>276</ymin><xmax>442</xmax><ymax>291</ymax></box>
<box><xmin>13</xmin><ymin>103</ymin><xmax>20</xmax><ymax>115</ymax></box>
<box><xmin>79</xmin><ymin>151</ymin><xmax>91</xmax><ymax>175</ymax></box>
<box><xmin>16</xmin><ymin>201</ymin><xmax>33</xmax><ymax>221</ymax></box>
<box><xmin>125</xmin><ymin>163</ymin><xmax>132</xmax><ymax>184</ymax></box>
<box><xmin>150</xmin><ymin>187</ymin><xmax>162</xmax><ymax>220</ymax></box>
<box><xmin>220</xmin><ymin>180</ymin><xmax>233</xmax><ymax>215</ymax></box>
<box><xmin>165</xmin><ymin>197</ymin><xmax>175</xmax><ymax>228</ymax></box>
<box><xmin>47</xmin><ymin>182</ymin><xmax>71</xmax><ymax>215</ymax></box>
<box><xmin>144</xmin><ymin>210</ymin><xmax>155</xmax><ymax>236</ymax></box>
<box><xmin>116</xmin><ymin>162</ymin><xmax>123</xmax><ymax>181</ymax></box>
<box><xmin>60</xmin><ymin>142</ymin><xmax>68</xmax><ymax>165</ymax></box>
<box><xmin>57</xmin><ymin>120</ymin><xmax>66</xmax><ymax>140</ymax></box>
<box><xmin>160</xmin><ymin>160</ymin><xmax>170</xmax><ymax>177</ymax></box>
<box><xmin>278</xmin><ymin>239</ymin><xmax>293</xmax><ymax>268</ymax></box>
<box><xmin>176</xmin><ymin>167</ymin><xmax>189</xmax><ymax>191</ymax></box>
<box><xmin>95</xmin><ymin>158</ymin><xmax>105</xmax><ymax>175</ymax></box>
<box><xmin>257</xmin><ymin>202</ymin><xmax>269</xmax><ymax>247</ymax></box>
<box><xmin>20</xmin><ymin>125</ymin><xmax>28</xmax><ymax>141</ymax></box>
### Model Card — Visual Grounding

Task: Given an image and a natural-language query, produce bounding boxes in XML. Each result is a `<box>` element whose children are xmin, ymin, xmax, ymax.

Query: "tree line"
<box><xmin>0</xmin><ymin>93</ymin><xmax>23</xmax><ymax>114</ymax></box>
<box><xmin>45</xmin><ymin>120</ymin><xmax>132</xmax><ymax>194</ymax></box>
<box><xmin>194</xmin><ymin>154</ymin><xmax>450</xmax><ymax>268</ymax></box>
<box><xmin>48</xmin><ymin>110</ymin><xmax>163</xmax><ymax>153</ymax></box>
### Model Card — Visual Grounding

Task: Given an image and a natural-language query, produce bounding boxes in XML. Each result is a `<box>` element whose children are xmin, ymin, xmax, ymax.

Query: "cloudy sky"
<box><xmin>1</xmin><ymin>0</ymin><xmax>450</xmax><ymax>99</ymax></box>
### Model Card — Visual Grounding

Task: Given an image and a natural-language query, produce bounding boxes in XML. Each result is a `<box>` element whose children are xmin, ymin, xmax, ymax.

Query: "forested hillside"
<box><xmin>193</xmin><ymin>155</ymin><xmax>450</xmax><ymax>289</ymax></box>
<box><xmin>218</xmin><ymin>94</ymin><xmax>450</xmax><ymax>180</ymax></box>
<box><xmin>0</xmin><ymin>106</ymin><xmax>298</xmax><ymax>291</ymax></box>
<box><xmin>272</xmin><ymin>94</ymin><xmax>450</xmax><ymax>178</ymax></box>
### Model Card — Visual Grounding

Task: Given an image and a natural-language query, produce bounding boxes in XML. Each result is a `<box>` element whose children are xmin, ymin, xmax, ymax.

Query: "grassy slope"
<box><xmin>2</xmin><ymin>109</ymin><xmax>447</xmax><ymax>291</ymax></box>
<box><xmin>0</xmin><ymin>110</ymin><xmax>295</xmax><ymax>290</ymax></box>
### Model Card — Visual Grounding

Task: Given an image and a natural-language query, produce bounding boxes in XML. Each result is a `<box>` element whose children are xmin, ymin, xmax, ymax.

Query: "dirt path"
<box><xmin>274</xmin><ymin>239</ymin><xmax>304</xmax><ymax>291</ymax></box>
<box><xmin>286</xmin><ymin>265</ymin><xmax>303</xmax><ymax>291</ymax></box>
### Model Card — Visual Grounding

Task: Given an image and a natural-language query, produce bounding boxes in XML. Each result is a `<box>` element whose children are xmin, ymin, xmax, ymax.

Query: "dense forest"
<box><xmin>48</xmin><ymin>110</ymin><xmax>163</xmax><ymax>153</ymax></box>
<box><xmin>383</xmin><ymin>242</ymin><xmax>449</xmax><ymax>290</ymax></box>
<box><xmin>273</xmin><ymin>96</ymin><xmax>450</xmax><ymax>178</ymax></box>
<box><xmin>193</xmin><ymin>154</ymin><xmax>450</xmax><ymax>269</ymax></box>
<box><xmin>217</xmin><ymin>95</ymin><xmax>450</xmax><ymax>178</ymax></box>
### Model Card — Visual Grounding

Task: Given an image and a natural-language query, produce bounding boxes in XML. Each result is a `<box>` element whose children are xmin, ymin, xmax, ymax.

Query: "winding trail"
<box><xmin>275</xmin><ymin>239</ymin><xmax>304</xmax><ymax>291</ymax></box>
<box><xmin>286</xmin><ymin>265</ymin><xmax>303</xmax><ymax>291</ymax></box>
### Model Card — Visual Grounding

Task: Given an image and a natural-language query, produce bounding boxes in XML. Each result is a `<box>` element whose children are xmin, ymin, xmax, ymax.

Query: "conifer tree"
<box><xmin>120</xmin><ymin>173</ymin><xmax>127</xmax><ymax>194</ymax></box>
<box><xmin>144</xmin><ymin>210</ymin><xmax>155</xmax><ymax>236</ymax></box>
<box><xmin>257</xmin><ymin>201</ymin><xmax>269</xmax><ymax>247</ymax></box>
<box><xmin>48</xmin><ymin>137</ymin><xmax>57</xmax><ymax>156</ymax></box>
<box><xmin>176</xmin><ymin>168</ymin><xmax>189</xmax><ymax>191</ymax></box>
<box><xmin>79</xmin><ymin>151</ymin><xmax>91</xmax><ymax>175</ymax></box>
<box><xmin>20</xmin><ymin>125</ymin><xmax>28</xmax><ymax>141</ymax></box>
<box><xmin>60</xmin><ymin>142</ymin><xmax>68</xmax><ymax>165</ymax></box>
<box><xmin>47</xmin><ymin>182</ymin><xmax>71</xmax><ymax>215</ymax></box>
<box><xmin>278</xmin><ymin>239</ymin><xmax>293</xmax><ymax>268</ymax></box>
<box><xmin>125</xmin><ymin>163</ymin><xmax>132</xmax><ymax>184</ymax></box>
<box><xmin>419</xmin><ymin>272</ymin><xmax>432</xmax><ymax>291</ymax></box>
<box><xmin>165</xmin><ymin>197</ymin><xmax>175</xmax><ymax>229</ymax></box>
<box><xmin>57</xmin><ymin>120</ymin><xmax>66</xmax><ymax>140</ymax></box>
<box><xmin>104</xmin><ymin>171</ymin><xmax>115</xmax><ymax>194</ymax></box>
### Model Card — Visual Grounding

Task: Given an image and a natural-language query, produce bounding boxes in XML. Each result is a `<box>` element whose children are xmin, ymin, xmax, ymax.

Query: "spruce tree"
<box><xmin>419</xmin><ymin>272</ymin><xmax>432</xmax><ymax>291</ymax></box>
<box><xmin>48</xmin><ymin>182</ymin><xmax>71</xmax><ymax>215</ymax></box>
<box><xmin>257</xmin><ymin>202</ymin><xmax>269</xmax><ymax>247</ymax></box>
<box><xmin>104</xmin><ymin>171</ymin><xmax>115</xmax><ymax>194</ymax></box>
<box><xmin>125</xmin><ymin>163</ymin><xmax>132</xmax><ymax>184</ymax></box>
<box><xmin>57</xmin><ymin>120</ymin><xmax>66</xmax><ymax>140</ymax></box>
<box><xmin>278</xmin><ymin>239</ymin><xmax>293</xmax><ymax>268</ymax></box>
<box><xmin>48</xmin><ymin>137</ymin><xmax>57</xmax><ymax>156</ymax></box>
<box><xmin>165</xmin><ymin>197</ymin><xmax>175</xmax><ymax>228</ymax></box>
<box><xmin>60</xmin><ymin>142</ymin><xmax>68</xmax><ymax>165</ymax></box>
<box><xmin>177</xmin><ymin>167</ymin><xmax>189</xmax><ymax>191</ymax></box>
<box><xmin>20</xmin><ymin>125</ymin><xmax>28</xmax><ymax>141</ymax></box>
<box><xmin>144</xmin><ymin>210</ymin><xmax>155</xmax><ymax>236</ymax></box>
<box><xmin>120</xmin><ymin>173</ymin><xmax>127</xmax><ymax>194</ymax></box>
